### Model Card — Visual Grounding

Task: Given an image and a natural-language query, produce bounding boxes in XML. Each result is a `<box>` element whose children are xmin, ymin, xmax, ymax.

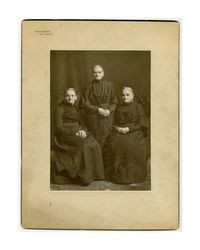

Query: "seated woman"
<box><xmin>106</xmin><ymin>87</ymin><xmax>149</xmax><ymax>184</ymax></box>
<box><xmin>53</xmin><ymin>88</ymin><xmax>105</xmax><ymax>186</ymax></box>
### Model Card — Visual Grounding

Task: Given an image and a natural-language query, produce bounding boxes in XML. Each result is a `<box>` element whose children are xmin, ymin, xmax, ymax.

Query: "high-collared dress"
<box><xmin>106</xmin><ymin>100</ymin><xmax>149</xmax><ymax>184</ymax></box>
<box><xmin>81</xmin><ymin>79</ymin><xmax>117</xmax><ymax>146</ymax></box>
<box><xmin>54</xmin><ymin>100</ymin><xmax>104</xmax><ymax>185</ymax></box>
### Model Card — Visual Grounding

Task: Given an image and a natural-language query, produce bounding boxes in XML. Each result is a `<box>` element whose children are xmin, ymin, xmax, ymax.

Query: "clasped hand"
<box><xmin>76</xmin><ymin>130</ymin><xmax>87</xmax><ymax>138</ymax></box>
<box><xmin>98</xmin><ymin>108</ymin><xmax>110</xmax><ymax>117</ymax></box>
<box><xmin>116</xmin><ymin>126</ymin><xmax>129</xmax><ymax>134</ymax></box>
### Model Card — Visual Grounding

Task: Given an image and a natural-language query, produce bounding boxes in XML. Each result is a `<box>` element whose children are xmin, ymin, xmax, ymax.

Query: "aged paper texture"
<box><xmin>22</xmin><ymin>20</ymin><xmax>179</xmax><ymax>229</ymax></box>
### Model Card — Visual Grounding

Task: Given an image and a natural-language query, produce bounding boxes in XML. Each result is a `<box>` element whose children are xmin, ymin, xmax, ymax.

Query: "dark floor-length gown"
<box><xmin>81</xmin><ymin>80</ymin><xmax>117</xmax><ymax>146</ymax></box>
<box><xmin>53</xmin><ymin>100</ymin><xmax>105</xmax><ymax>185</ymax></box>
<box><xmin>106</xmin><ymin>100</ymin><xmax>149</xmax><ymax>184</ymax></box>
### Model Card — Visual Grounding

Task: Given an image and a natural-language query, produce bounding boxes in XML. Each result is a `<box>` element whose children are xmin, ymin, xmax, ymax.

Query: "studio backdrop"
<box><xmin>50</xmin><ymin>50</ymin><xmax>151</xmax><ymax>146</ymax></box>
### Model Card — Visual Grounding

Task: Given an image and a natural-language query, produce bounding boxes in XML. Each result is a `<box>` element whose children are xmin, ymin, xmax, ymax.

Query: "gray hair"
<box><xmin>122</xmin><ymin>86</ymin><xmax>134</xmax><ymax>95</ymax></box>
<box><xmin>65</xmin><ymin>88</ymin><xmax>77</xmax><ymax>95</ymax></box>
<box><xmin>92</xmin><ymin>64</ymin><xmax>104</xmax><ymax>72</ymax></box>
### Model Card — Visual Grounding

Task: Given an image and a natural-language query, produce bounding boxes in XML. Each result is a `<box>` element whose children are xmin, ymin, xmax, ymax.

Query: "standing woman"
<box><xmin>106</xmin><ymin>87</ymin><xmax>149</xmax><ymax>184</ymax></box>
<box><xmin>81</xmin><ymin>65</ymin><xmax>117</xmax><ymax>147</ymax></box>
<box><xmin>54</xmin><ymin>88</ymin><xmax>104</xmax><ymax>185</ymax></box>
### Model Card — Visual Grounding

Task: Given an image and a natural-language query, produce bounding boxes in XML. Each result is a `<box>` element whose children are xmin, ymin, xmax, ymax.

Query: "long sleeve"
<box><xmin>81</xmin><ymin>81</ymin><xmax>118</xmax><ymax>113</ymax></box>
<box><xmin>136</xmin><ymin>103</ymin><xmax>149</xmax><ymax>128</ymax></box>
<box><xmin>55</xmin><ymin>105</ymin><xmax>75</xmax><ymax>137</ymax></box>
<box><xmin>81</xmin><ymin>85</ymin><xmax>99</xmax><ymax>113</ymax></box>
<box><xmin>77</xmin><ymin>107</ymin><xmax>88</xmax><ymax>132</ymax></box>
<box><xmin>128</xmin><ymin>123</ymin><xmax>142</xmax><ymax>132</ymax></box>
<box><xmin>109</xmin><ymin>103</ymin><xmax>117</xmax><ymax>113</ymax></box>
<box><xmin>128</xmin><ymin>103</ymin><xmax>149</xmax><ymax>133</ymax></box>
<box><xmin>108</xmin><ymin>82</ymin><xmax>117</xmax><ymax>113</ymax></box>
<box><xmin>113</xmin><ymin>101</ymin><xmax>149</xmax><ymax>133</ymax></box>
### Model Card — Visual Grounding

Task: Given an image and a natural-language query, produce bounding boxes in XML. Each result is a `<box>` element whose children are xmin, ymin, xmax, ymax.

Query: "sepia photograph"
<box><xmin>22</xmin><ymin>20</ymin><xmax>179</xmax><ymax>229</ymax></box>
<box><xmin>3</xmin><ymin>0</ymin><xmax>200</xmax><ymax>247</ymax></box>
<box><xmin>50</xmin><ymin>50</ymin><xmax>151</xmax><ymax>191</ymax></box>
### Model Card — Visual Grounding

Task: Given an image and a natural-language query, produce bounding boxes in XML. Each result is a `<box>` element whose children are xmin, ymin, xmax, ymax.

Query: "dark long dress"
<box><xmin>81</xmin><ymin>80</ymin><xmax>117</xmax><ymax>146</ymax></box>
<box><xmin>54</xmin><ymin>100</ymin><xmax>105</xmax><ymax>185</ymax></box>
<box><xmin>106</xmin><ymin>100</ymin><xmax>149</xmax><ymax>184</ymax></box>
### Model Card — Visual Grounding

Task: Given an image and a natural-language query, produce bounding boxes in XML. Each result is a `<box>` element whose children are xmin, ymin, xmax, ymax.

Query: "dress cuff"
<box><xmin>108</xmin><ymin>104</ymin><xmax>117</xmax><ymax>113</ymax></box>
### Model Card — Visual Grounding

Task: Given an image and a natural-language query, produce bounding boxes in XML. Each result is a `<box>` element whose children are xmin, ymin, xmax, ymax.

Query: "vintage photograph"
<box><xmin>22</xmin><ymin>20</ymin><xmax>178</xmax><ymax>229</ymax></box>
<box><xmin>50</xmin><ymin>50</ymin><xmax>151</xmax><ymax>191</ymax></box>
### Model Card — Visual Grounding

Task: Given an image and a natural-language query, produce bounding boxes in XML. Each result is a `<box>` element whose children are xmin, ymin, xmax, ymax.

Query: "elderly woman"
<box><xmin>80</xmin><ymin>65</ymin><xmax>117</xmax><ymax>147</ymax></box>
<box><xmin>54</xmin><ymin>88</ymin><xmax>104</xmax><ymax>186</ymax></box>
<box><xmin>106</xmin><ymin>87</ymin><xmax>149</xmax><ymax>184</ymax></box>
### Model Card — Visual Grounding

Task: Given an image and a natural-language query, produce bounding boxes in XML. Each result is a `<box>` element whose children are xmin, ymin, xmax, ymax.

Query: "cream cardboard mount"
<box><xmin>22</xmin><ymin>20</ymin><xmax>179</xmax><ymax>230</ymax></box>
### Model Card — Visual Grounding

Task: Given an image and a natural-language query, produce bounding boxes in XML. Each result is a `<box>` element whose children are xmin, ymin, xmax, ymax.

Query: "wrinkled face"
<box><xmin>93</xmin><ymin>65</ymin><xmax>104</xmax><ymax>81</ymax></box>
<box><xmin>122</xmin><ymin>89</ymin><xmax>134</xmax><ymax>103</ymax></box>
<box><xmin>65</xmin><ymin>89</ymin><xmax>77</xmax><ymax>105</ymax></box>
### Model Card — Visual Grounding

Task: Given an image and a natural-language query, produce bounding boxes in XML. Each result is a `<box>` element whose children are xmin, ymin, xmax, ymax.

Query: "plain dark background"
<box><xmin>50</xmin><ymin>50</ymin><xmax>151</xmax><ymax>146</ymax></box>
